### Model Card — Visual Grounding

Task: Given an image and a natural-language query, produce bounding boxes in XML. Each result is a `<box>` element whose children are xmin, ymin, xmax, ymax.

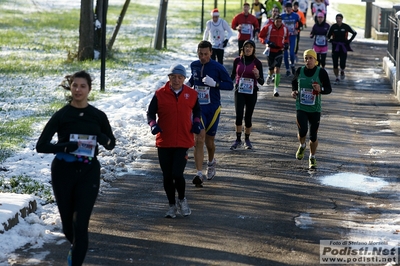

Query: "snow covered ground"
<box><xmin>0</xmin><ymin>0</ymin><xmax>396</xmax><ymax>265</ymax></box>
<box><xmin>0</xmin><ymin>0</ymin><xmax>226</xmax><ymax>263</ymax></box>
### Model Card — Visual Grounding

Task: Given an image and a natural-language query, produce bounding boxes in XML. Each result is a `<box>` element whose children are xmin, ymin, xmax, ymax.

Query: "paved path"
<box><xmin>11</xmin><ymin>14</ymin><xmax>400</xmax><ymax>266</ymax></box>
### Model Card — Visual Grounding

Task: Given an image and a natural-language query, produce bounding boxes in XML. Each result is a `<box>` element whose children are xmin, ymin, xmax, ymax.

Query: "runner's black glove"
<box><xmin>267</xmin><ymin>41</ymin><xmax>276</xmax><ymax>48</ymax></box>
<box><xmin>191</xmin><ymin>122</ymin><xmax>201</xmax><ymax>134</ymax></box>
<box><xmin>223</xmin><ymin>39</ymin><xmax>229</xmax><ymax>48</ymax></box>
<box><xmin>284</xmin><ymin>43</ymin><xmax>289</xmax><ymax>50</ymax></box>
<box><xmin>151</xmin><ymin>124</ymin><xmax>162</xmax><ymax>135</ymax></box>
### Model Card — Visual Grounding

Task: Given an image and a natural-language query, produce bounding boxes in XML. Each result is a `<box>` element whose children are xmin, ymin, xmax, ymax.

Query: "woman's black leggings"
<box><xmin>296</xmin><ymin>110</ymin><xmax>321</xmax><ymax>142</ymax></box>
<box><xmin>317</xmin><ymin>53</ymin><xmax>327</xmax><ymax>68</ymax></box>
<box><xmin>51</xmin><ymin>158</ymin><xmax>100</xmax><ymax>266</ymax></box>
<box><xmin>332</xmin><ymin>51</ymin><xmax>347</xmax><ymax>70</ymax></box>
<box><xmin>234</xmin><ymin>90</ymin><xmax>258</xmax><ymax>128</ymax></box>
<box><xmin>157</xmin><ymin>147</ymin><xmax>188</xmax><ymax>205</ymax></box>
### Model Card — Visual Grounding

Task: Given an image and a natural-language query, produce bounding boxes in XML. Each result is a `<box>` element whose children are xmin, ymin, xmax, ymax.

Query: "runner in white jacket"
<box><xmin>203</xmin><ymin>8</ymin><xmax>233</xmax><ymax>65</ymax></box>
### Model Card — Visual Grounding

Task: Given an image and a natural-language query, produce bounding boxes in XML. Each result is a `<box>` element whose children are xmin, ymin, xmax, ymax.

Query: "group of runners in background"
<box><xmin>147</xmin><ymin>0</ymin><xmax>357</xmax><ymax>220</ymax></box>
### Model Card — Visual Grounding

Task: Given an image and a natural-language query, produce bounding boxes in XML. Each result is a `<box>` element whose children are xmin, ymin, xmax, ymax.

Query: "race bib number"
<box><xmin>300</xmin><ymin>88</ymin><xmax>316</xmax><ymax>105</ymax></box>
<box><xmin>238</xmin><ymin>78</ymin><xmax>254</xmax><ymax>94</ymax></box>
<box><xmin>315</xmin><ymin>35</ymin><xmax>327</xmax><ymax>46</ymax></box>
<box><xmin>195</xmin><ymin>85</ymin><xmax>211</xmax><ymax>105</ymax></box>
<box><xmin>69</xmin><ymin>134</ymin><xmax>97</xmax><ymax>157</ymax></box>
<box><xmin>241</xmin><ymin>24</ymin><xmax>252</xmax><ymax>34</ymax></box>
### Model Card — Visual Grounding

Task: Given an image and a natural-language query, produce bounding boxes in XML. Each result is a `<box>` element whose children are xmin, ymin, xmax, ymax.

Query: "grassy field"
<box><xmin>330</xmin><ymin>0</ymin><xmax>396</xmax><ymax>30</ymax></box>
<box><xmin>0</xmin><ymin>0</ymin><xmax>208</xmax><ymax>156</ymax></box>
<box><xmin>333</xmin><ymin>3</ymin><xmax>366</xmax><ymax>29</ymax></box>
<box><xmin>0</xmin><ymin>1</ymin><xmax>246</xmax><ymax>76</ymax></box>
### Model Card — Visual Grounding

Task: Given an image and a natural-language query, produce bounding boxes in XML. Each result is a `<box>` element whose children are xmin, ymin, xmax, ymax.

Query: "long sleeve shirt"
<box><xmin>231</xmin><ymin>12</ymin><xmax>260</xmax><ymax>41</ymax></box>
<box><xmin>231</xmin><ymin>55</ymin><xmax>265</xmax><ymax>90</ymax></box>
<box><xmin>327</xmin><ymin>23</ymin><xmax>357</xmax><ymax>52</ymax></box>
<box><xmin>292</xmin><ymin>66</ymin><xmax>332</xmax><ymax>112</ymax></box>
<box><xmin>310</xmin><ymin>21</ymin><xmax>330</xmax><ymax>47</ymax></box>
<box><xmin>203</xmin><ymin>18</ymin><xmax>233</xmax><ymax>50</ymax></box>
<box><xmin>281</xmin><ymin>11</ymin><xmax>301</xmax><ymax>35</ymax></box>
<box><xmin>188</xmin><ymin>59</ymin><xmax>234</xmax><ymax>107</ymax></box>
<box><xmin>259</xmin><ymin>23</ymin><xmax>289</xmax><ymax>52</ymax></box>
<box><xmin>36</xmin><ymin>104</ymin><xmax>116</xmax><ymax>158</ymax></box>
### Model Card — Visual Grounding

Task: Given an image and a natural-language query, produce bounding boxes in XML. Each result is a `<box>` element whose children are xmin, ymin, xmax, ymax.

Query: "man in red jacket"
<box><xmin>147</xmin><ymin>64</ymin><xmax>201</xmax><ymax>218</ymax></box>
<box><xmin>259</xmin><ymin>15</ymin><xmax>289</xmax><ymax>97</ymax></box>
<box><xmin>231</xmin><ymin>2</ymin><xmax>260</xmax><ymax>56</ymax></box>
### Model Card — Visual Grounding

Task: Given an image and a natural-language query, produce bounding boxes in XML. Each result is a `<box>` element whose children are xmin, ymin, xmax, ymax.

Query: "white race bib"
<box><xmin>69</xmin><ymin>134</ymin><xmax>97</xmax><ymax>157</ymax></box>
<box><xmin>238</xmin><ymin>78</ymin><xmax>254</xmax><ymax>94</ymax></box>
<box><xmin>195</xmin><ymin>85</ymin><xmax>211</xmax><ymax>105</ymax></box>
<box><xmin>241</xmin><ymin>24</ymin><xmax>252</xmax><ymax>34</ymax></box>
<box><xmin>299</xmin><ymin>88</ymin><xmax>316</xmax><ymax>105</ymax></box>
<box><xmin>315</xmin><ymin>35</ymin><xmax>327</xmax><ymax>46</ymax></box>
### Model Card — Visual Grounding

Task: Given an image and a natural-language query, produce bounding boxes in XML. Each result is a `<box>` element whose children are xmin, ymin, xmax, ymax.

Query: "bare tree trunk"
<box><xmin>154</xmin><ymin>0</ymin><xmax>168</xmax><ymax>50</ymax></box>
<box><xmin>78</xmin><ymin>0</ymin><xmax>94</xmax><ymax>61</ymax></box>
<box><xmin>107</xmin><ymin>0</ymin><xmax>130</xmax><ymax>51</ymax></box>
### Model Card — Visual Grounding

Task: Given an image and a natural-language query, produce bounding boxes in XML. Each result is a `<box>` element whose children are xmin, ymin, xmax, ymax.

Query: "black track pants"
<box><xmin>51</xmin><ymin>158</ymin><xmax>100</xmax><ymax>266</ymax></box>
<box><xmin>157</xmin><ymin>147</ymin><xmax>188</xmax><ymax>205</ymax></box>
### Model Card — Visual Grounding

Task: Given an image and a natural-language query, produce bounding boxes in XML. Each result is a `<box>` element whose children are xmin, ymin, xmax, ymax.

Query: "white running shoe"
<box><xmin>273</xmin><ymin>88</ymin><xmax>279</xmax><ymax>97</ymax></box>
<box><xmin>177</xmin><ymin>198</ymin><xmax>191</xmax><ymax>216</ymax></box>
<box><xmin>206</xmin><ymin>159</ymin><xmax>216</xmax><ymax>180</ymax></box>
<box><xmin>165</xmin><ymin>204</ymin><xmax>177</xmax><ymax>218</ymax></box>
<box><xmin>266</xmin><ymin>75</ymin><xmax>273</xmax><ymax>85</ymax></box>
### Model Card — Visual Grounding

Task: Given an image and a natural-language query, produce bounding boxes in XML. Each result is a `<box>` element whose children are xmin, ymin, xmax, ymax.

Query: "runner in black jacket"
<box><xmin>36</xmin><ymin>70</ymin><xmax>115</xmax><ymax>266</ymax></box>
<box><xmin>327</xmin><ymin>13</ymin><xmax>357</xmax><ymax>84</ymax></box>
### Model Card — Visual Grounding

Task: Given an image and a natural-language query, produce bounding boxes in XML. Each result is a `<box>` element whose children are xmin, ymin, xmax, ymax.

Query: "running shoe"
<box><xmin>244</xmin><ymin>139</ymin><xmax>253</xmax><ymax>149</ymax></box>
<box><xmin>67</xmin><ymin>247</ymin><xmax>72</xmax><ymax>266</ymax></box>
<box><xmin>177</xmin><ymin>198</ymin><xmax>191</xmax><ymax>216</ymax></box>
<box><xmin>291</xmin><ymin>65</ymin><xmax>296</xmax><ymax>75</ymax></box>
<box><xmin>165</xmin><ymin>204</ymin><xmax>177</xmax><ymax>218</ymax></box>
<box><xmin>230</xmin><ymin>140</ymin><xmax>242</xmax><ymax>150</ymax></box>
<box><xmin>271</xmin><ymin>74</ymin><xmax>275</xmax><ymax>81</ymax></box>
<box><xmin>286</xmin><ymin>70</ymin><xmax>291</xmax><ymax>77</ymax></box>
<box><xmin>266</xmin><ymin>75</ymin><xmax>273</xmax><ymax>85</ymax></box>
<box><xmin>206</xmin><ymin>159</ymin><xmax>216</xmax><ymax>180</ymax></box>
<box><xmin>340</xmin><ymin>70</ymin><xmax>345</xmax><ymax>80</ymax></box>
<box><xmin>273</xmin><ymin>88</ymin><xmax>279</xmax><ymax>97</ymax></box>
<box><xmin>334</xmin><ymin>78</ymin><xmax>340</xmax><ymax>85</ymax></box>
<box><xmin>309</xmin><ymin>157</ymin><xmax>317</xmax><ymax>169</ymax></box>
<box><xmin>192</xmin><ymin>175</ymin><xmax>203</xmax><ymax>187</ymax></box>
<box><xmin>296</xmin><ymin>145</ymin><xmax>305</xmax><ymax>160</ymax></box>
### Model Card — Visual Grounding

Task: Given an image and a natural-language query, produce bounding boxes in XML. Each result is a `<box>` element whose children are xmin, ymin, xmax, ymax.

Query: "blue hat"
<box><xmin>168</xmin><ymin>64</ymin><xmax>186</xmax><ymax>77</ymax></box>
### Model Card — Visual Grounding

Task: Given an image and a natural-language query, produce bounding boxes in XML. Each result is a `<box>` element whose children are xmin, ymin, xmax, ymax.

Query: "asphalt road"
<box><xmin>11</xmin><ymin>18</ymin><xmax>400</xmax><ymax>266</ymax></box>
